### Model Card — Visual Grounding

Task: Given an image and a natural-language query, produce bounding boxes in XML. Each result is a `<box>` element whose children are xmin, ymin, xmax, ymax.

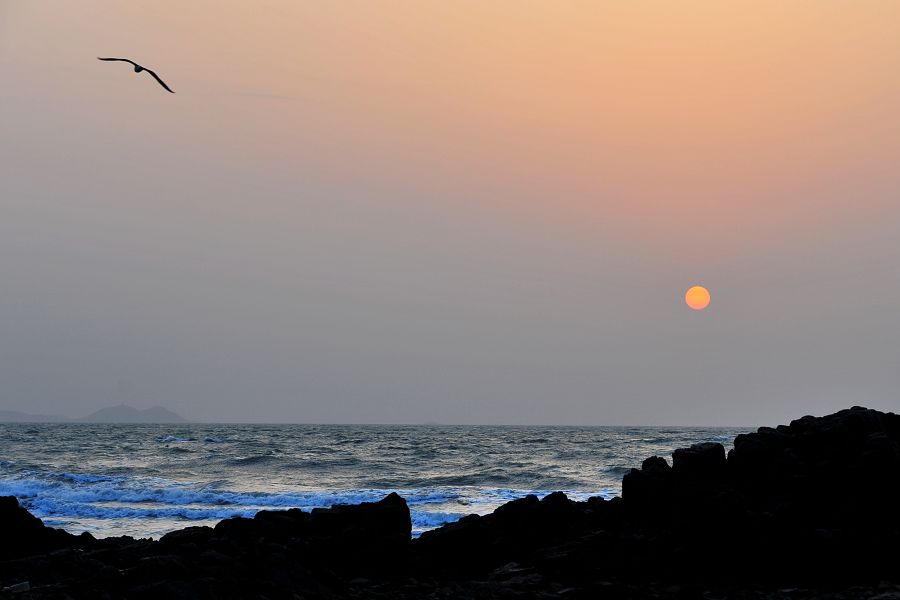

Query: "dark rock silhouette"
<box><xmin>672</xmin><ymin>440</ymin><xmax>726</xmax><ymax>477</ymax></box>
<box><xmin>1</xmin><ymin>406</ymin><xmax>899</xmax><ymax>598</ymax></box>
<box><xmin>0</xmin><ymin>497</ymin><xmax>87</xmax><ymax>561</ymax></box>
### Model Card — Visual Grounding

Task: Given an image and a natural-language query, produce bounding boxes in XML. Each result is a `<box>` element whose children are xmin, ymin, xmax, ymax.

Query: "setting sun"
<box><xmin>685</xmin><ymin>286</ymin><xmax>711</xmax><ymax>310</ymax></box>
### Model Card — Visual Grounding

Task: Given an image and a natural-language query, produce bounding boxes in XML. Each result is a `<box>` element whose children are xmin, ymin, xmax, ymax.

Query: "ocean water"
<box><xmin>0</xmin><ymin>423</ymin><xmax>747</xmax><ymax>539</ymax></box>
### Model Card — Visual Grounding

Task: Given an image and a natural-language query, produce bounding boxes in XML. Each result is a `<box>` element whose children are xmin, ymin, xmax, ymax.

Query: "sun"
<box><xmin>685</xmin><ymin>285</ymin><xmax>711</xmax><ymax>310</ymax></box>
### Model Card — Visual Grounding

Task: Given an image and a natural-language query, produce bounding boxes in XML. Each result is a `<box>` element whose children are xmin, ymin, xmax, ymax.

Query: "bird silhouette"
<box><xmin>97</xmin><ymin>58</ymin><xmax>175</xmax><ymax>93</ymax></box>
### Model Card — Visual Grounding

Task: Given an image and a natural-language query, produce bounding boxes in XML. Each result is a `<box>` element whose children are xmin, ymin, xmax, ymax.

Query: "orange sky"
<box><xmin>2</xmin><ymin>1</ymin><xmax>899</xmax><ymax>423</ymax></box>
<box><xmin>9</xmin><ymin>2</ymin><xmax>900</xmax><ymax>227</ymax></box>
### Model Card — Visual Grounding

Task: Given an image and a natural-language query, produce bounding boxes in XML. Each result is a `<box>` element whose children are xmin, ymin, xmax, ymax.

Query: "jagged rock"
<box><xmin>622</xmin><ymin>456</ymin><xmax>674</xmax><ymax>512</ymax></box>
<box><xmin>672</xmin><ymin>442</ymin><xmax>726</xmax><ymax>478</ymax></box>
<box><xmin>1</xmin><ymin>581</ymin><xmax>30</xmax><ymax>593</ymax></box>
<box><xmin>308</xmin><ymin>491</ymin><xmax>411</xmax><ymax>545</ymax></box>
<box><xmin>159</xmin><ymin>525</ymin><xmax>213</xmax><ymax>547</ymax></box>
<box><xmin>0</xmin><ymin>496</ymin><xmax>78</xmax><ymax>560</ymax></box>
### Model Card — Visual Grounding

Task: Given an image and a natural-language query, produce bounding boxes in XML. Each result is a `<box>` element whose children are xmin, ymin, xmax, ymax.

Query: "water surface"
<box><xmin>0</xmin><ymin>423</ymin><xmax>747</xmax><ymax>538</ymax></box>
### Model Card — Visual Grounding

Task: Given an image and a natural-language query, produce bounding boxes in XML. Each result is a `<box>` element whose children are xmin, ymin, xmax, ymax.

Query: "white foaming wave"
<box><xmin>0</xmin><ymin>476</ymin><xmax>444</xmax><ymax>509</ymax></box>
<box><xmin>411</xmin><ymin>511</ymin><xmax>460</xmax><ymax>535</ymax></box>
<box><xmin>27</xmin><ymin>499</ymin><xmax>258</xmax><ymax>522</ymax></box>
<box><xmin>0</xmin><ymin>469</ymin><xmax>615</xmax><ymax>539</ymax></box>
<box><xmin>1</xmin><ymin>470</ymin><xmax>472</xmax><ymax>513</ymax></box>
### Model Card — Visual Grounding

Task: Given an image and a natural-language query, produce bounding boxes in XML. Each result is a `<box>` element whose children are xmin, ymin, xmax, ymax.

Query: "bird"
<box><xmin>97</xmin><ymin>57</ymin><xmax>175</xmax><ymax>93</ymax></box>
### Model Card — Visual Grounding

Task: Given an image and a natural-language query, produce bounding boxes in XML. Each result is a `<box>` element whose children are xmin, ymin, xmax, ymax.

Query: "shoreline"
<box><xmin>2</xmin><ymin>406</ymin><xmax>898</xmax><ymax>598</ymax></box>
<box><xmin>1</xmin><ymin>424</ymin><xmax>743</xmax><ymax>541</ymax></box>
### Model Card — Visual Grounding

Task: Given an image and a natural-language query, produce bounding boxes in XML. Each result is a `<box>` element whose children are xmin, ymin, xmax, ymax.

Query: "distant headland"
<box><xmin>0</xmin><ymin>404</ymin><xmax>187</xmax><ymax>424</ymax></box>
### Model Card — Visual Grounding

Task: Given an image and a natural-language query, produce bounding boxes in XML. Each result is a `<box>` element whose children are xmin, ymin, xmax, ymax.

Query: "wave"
<box><xmin>411</xmin><ymin>511</ymin><xmax>460</xmax><ymax>533</ymax></box>
<box><xmin>286</xmin><ymin>457</ymin><xmax>366</xmax><ymax>470</ymax></box>
<box><xmin>157</xmin><ymin>436</ymin><xmax>194</xmax><ymax>443</ymax></box>
<box><xmin>602</xmin><ymin>465</ymin><xmax>633</xmax><ymax>476</ymax></box>
<box><xmin>229</xmin><ymin>455</ymin><xmax>281</xmax><ymax>466</ymax></box>
<box><xmin>0</xmin><ymin>468</ymin><xmax>612</xmax><ymax>539</ymax></box>
<box><xmin>26</xmin><ymin>500</ymin><xmax>258</xmax><ymax>522</ymax></box>
<box><xmin>1</xmin><ymin>477</ymin><xmax>394</xmax><ymax>509</ymax></box>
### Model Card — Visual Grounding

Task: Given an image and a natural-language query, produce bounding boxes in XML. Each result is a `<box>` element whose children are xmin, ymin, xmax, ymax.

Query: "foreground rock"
<box><xmin>1</xmin><ymin>406</ymin><xmax>899</xmax><ymax>599</ymax></box>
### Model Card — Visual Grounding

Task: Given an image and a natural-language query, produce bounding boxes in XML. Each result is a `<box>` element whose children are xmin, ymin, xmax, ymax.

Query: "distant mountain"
<box><xmin>0</xmin><ymin>410</ymin><xmax>70</xmax><ymax>423</ymax></box>
<box><xmin>77</xmin><ymin>404</ymin><xmax>188</xmax><ymax>423</ymax></box>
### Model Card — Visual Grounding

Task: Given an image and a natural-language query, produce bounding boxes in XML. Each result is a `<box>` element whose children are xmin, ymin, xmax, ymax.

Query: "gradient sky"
<box><xmin>1</xmin><ymin>1</ymin><xmax>899</xmax><ymax>424</ymax></box>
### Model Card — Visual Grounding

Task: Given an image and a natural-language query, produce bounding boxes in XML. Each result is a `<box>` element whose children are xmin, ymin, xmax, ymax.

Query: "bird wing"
<box><xmin>97</xmin><ymin>57</ymin><xmax>139</xmax><ymax>67</ymax></box>
<box><xmin>144</xmin><ymin>68</ymin><xmax>175</xmax><ymax>93</ymax></box>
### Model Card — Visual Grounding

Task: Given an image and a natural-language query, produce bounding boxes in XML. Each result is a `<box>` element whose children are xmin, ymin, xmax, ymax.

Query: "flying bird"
<box><xmin>97</xmin><ymin>58</ymin><xmax>175</xmax><ymax>93</ymax></box>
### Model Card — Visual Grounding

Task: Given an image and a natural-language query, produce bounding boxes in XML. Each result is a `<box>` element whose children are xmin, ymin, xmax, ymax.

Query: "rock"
<box><xmin>622</xmin><ymin>456</ymin><xmax>674</xmax><ymax>512</ymax></box>
<box><xmin>672</xmin><ymin>442</ymin><xmax>726</xmax><ymax>479</ymax></box>
<box><xmin>308</xmin><ymin>491</ymin><xmax>411</xmax><ymax>545</ymax></box>
<box><xmin>642</xmin><ymin>456</ymin><xmax>672</xmax><ymax>474</ymax></box>
<box><xmin>306</xmin><ymin>491</ymin><xmax>412</xmax><ymax>574</ymax></box>
<box><xmin>133</xmin><ymin>554</ymin><xmax>191</xmax><ymax>581</ymax></box>
<box><xmin>0</xmin><ymin>496</ymin><xmax>77</xmax><ymax>560</ymax></box>
<box><xmin>0</xmin><ymin>496</ymin><xmax>45</xmax><ymax>538</ymax></box>
<box><xmin>489</xmin><ymin>562</ymin><xmax>533</xmax><ymax>581</ymax></box>
<box><xmin>415</xmin><ymin>492</ymin><xmax>590</xmax><ymax>576</ymax></box>
<box><xmin>159</xmin><ymin>526</ymin><xmax>213</xmax><ymax>547</ymax></box>
<box><xmin>1</xmin><ymin>581</ymin><xmax>30</xmax><ymax>593</ymax></box>
<box><xmin>205</xmin><ymin>492</ymin><xmax>411</xmax><ymax>576</ymax></box>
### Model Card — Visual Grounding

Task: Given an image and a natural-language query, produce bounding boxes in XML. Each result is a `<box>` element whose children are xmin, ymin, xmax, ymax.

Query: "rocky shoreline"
<box><xmin>2</xmin><ymin>406</ymin><xmax>898</xmax><ymax>599</ymax></box>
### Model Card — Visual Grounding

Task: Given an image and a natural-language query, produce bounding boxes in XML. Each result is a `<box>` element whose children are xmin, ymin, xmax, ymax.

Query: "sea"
<box><xmin>0</xmin><ymin>423</ymin><xmax>748</xmax><ymax>539</ymax></box>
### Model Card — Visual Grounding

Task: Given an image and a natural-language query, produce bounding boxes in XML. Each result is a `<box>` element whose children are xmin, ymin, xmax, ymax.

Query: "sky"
<box><xmin>1</xmin><ymin>1</ymin><xmax>899</xmax><ymax>425</ymax></box>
